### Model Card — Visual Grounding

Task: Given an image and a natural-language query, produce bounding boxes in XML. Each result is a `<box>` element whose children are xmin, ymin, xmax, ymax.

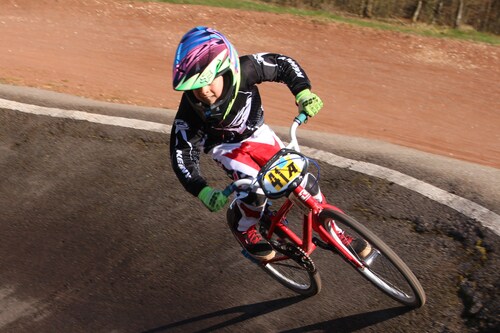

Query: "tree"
<box><xmin>432</xmin><ymin>0</ymin><xmax>444</xmax><ymax>24</ymax></box>
<box><xmin>480</xmin><ymin>0</ymin><xmax>492</xmax><ymax>30</ymax></box>
<box><xmin>412</xmin><ymin>0</ymin><xmax>424</xmax><ymax>22</ymax></box>
<box><xmin>454</xmin><ymin>0</ymin><xmax>465</xmax><ymax>28</ymax></box>
<box><xmin>361</xmin><ymin>0</ymin><xmax>374</xmax><ymax>18</ymax></box>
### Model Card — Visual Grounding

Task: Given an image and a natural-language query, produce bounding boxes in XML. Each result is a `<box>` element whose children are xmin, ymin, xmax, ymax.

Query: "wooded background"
<box><xmin>261</xmin><ymin>0</ymin><xmax>500</xmax><ymax>34</ymax></box>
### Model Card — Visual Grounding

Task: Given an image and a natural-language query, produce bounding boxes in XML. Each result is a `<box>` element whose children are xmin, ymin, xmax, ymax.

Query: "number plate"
<box><xmin>261</xmin><ymin>153</ymin><xmax>307</xmax><ymax>198</ymax></box>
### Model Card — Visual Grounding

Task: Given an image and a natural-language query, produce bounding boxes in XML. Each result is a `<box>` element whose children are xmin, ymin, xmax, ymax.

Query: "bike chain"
<box><xmin>259</xmin><ymin>213</ymin><xmax>316</xmax><ymax>273</ymax></box>
<box><xmin>270</xmin><ymin>240</ymin><xmax>316</xmax><ymax>273</ymax></box>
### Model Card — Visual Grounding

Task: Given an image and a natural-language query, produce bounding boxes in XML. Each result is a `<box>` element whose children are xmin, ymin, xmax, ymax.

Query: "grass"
<box><xmin>150</xmin><ymin>0</ymin><xmax>500</xmax><ymax>45</ymax></box>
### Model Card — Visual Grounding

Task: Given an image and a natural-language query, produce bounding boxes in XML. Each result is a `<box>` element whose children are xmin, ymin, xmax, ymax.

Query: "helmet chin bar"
<box><xmin>204</xmin><ymin>77</ymin><xmax>235</xmax><ymax>122</ymax></box>
<box><xmin>186</xmin><ymin>71</ymin><xmax>237</xmax><ymax>122</ymax></box>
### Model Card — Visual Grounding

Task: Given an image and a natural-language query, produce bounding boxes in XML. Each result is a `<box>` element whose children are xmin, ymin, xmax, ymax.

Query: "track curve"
<box><xmin>0</xmin><ymin>88</ymin><xmax>498</xmax><ymax>332</ymax></box>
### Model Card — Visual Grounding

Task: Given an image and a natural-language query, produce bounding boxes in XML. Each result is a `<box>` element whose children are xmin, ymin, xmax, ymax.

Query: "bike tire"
<box><xmin>259</xmin><ymin>219</ymin><xmax>322</xmax><ymax>297</ymax></box>
<box><xmin>319</xmin><ymin>209</ymin><xmax>426</xmax><ymax>308</ymax></box>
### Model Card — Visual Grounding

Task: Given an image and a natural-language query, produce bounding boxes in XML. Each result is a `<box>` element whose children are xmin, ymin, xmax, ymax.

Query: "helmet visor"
<box><xmin>173</xmin><ymin>42</ymin><xmax>230</xmax><ymax>91</ymax></box>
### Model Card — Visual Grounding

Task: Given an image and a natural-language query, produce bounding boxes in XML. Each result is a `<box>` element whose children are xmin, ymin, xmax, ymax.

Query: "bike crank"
<box><xmin>270</xmin><ymin>241</ymin><xmax>316</xmax><ymax>273</ymax></box>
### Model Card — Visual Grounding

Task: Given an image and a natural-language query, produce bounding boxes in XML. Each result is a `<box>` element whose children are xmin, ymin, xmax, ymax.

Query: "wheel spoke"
<box><xmin>320</xmin><ymin>209</ymin><xmax>426</xmax><ymax>307</ymax></box>
<box><xmin>258</xmin><ymin>215</ymin><xmax>321</xmax><ymax>296</ymax></box>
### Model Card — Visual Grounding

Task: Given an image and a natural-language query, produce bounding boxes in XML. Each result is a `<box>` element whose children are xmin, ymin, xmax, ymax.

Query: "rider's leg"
<box><xmin>233</xmin><ymin>194</ymin><xmax>266</xmax><ymax>232</ymax></box>
<box><xmin>226</xmin><ymin>191</ymin><xmax>275</xmax><ymax>260</ymax></box>
<box><xmin>212</xmin><ymin>125</ymin><xmax>283</xmax><ymax>260</ymax></box>
<box><xmin>325</xmin><ymin>220</ymin><xmax>372</xmax><ymax>258</ymax></box>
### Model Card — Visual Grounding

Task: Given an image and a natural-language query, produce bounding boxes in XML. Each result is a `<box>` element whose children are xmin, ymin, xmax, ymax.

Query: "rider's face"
<box><xmin>193</xmin><ymin>75</ymin><xmax>224</xmax><ymax>105</ymax></box>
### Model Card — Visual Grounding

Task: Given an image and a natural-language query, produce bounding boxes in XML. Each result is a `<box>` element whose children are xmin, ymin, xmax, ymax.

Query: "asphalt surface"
<box><xmin>0</xmin><ymin>86</ymin><xmax>499</xmax><ymax>332</ymax></box>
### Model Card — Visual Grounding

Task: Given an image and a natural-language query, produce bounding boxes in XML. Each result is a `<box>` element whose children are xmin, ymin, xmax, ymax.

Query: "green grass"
<box><xmin>152</xmin><ymin>0</ymin><xmax>300</xmax><ymax>12</ymax></box>
<box><xmin>151</xmin><ymin>0</ymin><xmax>499</xmax><ymax>45</ymax></box>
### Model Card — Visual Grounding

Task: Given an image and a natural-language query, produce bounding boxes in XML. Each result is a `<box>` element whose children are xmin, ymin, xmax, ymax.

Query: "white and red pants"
<box><xmin>211</xmin><ymin>124</ymin><xmax>284</xmax><ymax>231</ymax></box>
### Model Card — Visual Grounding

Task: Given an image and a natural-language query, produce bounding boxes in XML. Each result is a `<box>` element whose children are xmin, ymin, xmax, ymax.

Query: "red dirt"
<box><xmin>1</xmin><ymin>0</ymin><xmax>499</xmax><ymax>167</ymax></box>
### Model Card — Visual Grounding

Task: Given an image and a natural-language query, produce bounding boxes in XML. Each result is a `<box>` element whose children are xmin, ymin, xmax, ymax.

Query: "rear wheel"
<box><xmin>261</xmin><ymin>242</ymin><xmax>321</xmax><ymax>297</ymax></box>
<box><xmin>319</xmin><ymin>209</ymin><xmax>426</xmax><ymax>307</ymax></box>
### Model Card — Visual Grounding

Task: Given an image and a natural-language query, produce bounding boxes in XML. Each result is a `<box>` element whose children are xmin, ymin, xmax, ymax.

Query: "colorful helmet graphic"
<box><xmin>173</xmin><ymin>26</ymin><xmax>240</xmax><ymax>121</ymax></box>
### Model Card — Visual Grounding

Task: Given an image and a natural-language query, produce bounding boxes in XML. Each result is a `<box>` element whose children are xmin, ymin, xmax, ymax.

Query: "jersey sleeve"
<box><xmin>241</xmin><ymin>53</ymin><xmax>312</xmax><ymax>95</ymax></box>
<box><xmin>169</xmin><ymin>98</ymin><xmax>208</xmax><ymax>197</ymax></box>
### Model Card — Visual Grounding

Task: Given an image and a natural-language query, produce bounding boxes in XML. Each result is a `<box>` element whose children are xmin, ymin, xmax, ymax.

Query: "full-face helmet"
<box><xmin>173</xmin><ymin>26</ymin><xmax>240</xmax><ymax>122</ymax></box>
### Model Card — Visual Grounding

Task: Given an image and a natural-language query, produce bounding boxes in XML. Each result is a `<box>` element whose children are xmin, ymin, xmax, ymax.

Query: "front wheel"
<box><xmin>319</xmin><ymin>209</ymin><xmax>426</xmax><ymax>307</ymax></box>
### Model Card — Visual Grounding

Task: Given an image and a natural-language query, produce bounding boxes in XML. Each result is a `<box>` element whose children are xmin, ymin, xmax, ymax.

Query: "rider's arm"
<box><xmin>169</xmin><ymin>111</ymin><xmax>228</xmax><ymax>212</ymax></box>
<box><xmin>243</xmin><ymin>53</ymin><xmax>323</xmax><ymax>117</ymax></box>
<box><xmin>169</xmin><ymin>102</ymin><xmax>208</xmax><ymax>197</ymax></box>
<box><xmin>242</xmin><ymin>53</ymin><xmax>311</xmax><ymax>95</ymax></box>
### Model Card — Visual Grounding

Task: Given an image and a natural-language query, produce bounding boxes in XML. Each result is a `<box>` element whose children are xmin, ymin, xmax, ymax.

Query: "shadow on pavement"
<box><xmin>141</xmin><ymin>295</ymin><xmax>306</xmax><ymax>332</ymax></box>
<box><xmin>281</xmin><ymin>306</ymin><xmax>412</xmax><ymax>332</ymax></box>
<box><xmin>142</xmin><ymin>295</ymin><xmax>411</xmax><ymax>333</ymax></box>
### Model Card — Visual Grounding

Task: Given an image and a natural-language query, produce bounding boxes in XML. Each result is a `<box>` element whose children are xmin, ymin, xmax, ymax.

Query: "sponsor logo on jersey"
<box><xmin>278</xmin><ymin>56</ymin><xmax>305</xmax><ymax>78</ymax></box>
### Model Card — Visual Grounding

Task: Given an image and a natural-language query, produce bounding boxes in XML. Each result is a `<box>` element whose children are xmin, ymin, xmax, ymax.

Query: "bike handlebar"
<box><xmin>287</xmin><ymin>112</ymin><xmax>307</xmax><ymax>151</ymax></box>
<box><xmin>295</xmin><ymin>112</ymin><xmax>309</xmax><ymax>124</ymax></box>
<box><xmin>222</xmin><ymin>112</ymin><xmax>309</xmax><ymax>197</ymax></box>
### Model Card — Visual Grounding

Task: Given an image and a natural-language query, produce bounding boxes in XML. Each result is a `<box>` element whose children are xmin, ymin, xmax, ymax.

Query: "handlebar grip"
<box><xmin>222</xmin><ymin>184</ymin><xmax>235</xmax><ymax>197</ymax></box>
<box><xmin>295</xmin><ymin>112</ymin><xmax>308</xmax><ymax>124</ymax></box>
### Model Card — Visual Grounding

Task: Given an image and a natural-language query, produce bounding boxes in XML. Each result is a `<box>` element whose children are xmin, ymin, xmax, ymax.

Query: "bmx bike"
<box><xmin>223</xmin><ymin>112</ymin><xmax>426</xmax><ymax>308</ymax></box>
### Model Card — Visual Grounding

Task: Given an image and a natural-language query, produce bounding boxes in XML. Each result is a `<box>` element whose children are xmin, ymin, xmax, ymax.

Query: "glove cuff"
<box><xmin>295</xmin><ymin>89</ymin><xmax>311</xmax><ymax>103</ymax></box>
<box><xmin>197</xmin><ymin>186</ymin><xmax>212</xmax><ymax>200</ymax></box>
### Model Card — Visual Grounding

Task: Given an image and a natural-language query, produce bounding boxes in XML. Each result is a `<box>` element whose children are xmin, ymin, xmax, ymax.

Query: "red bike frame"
<box><xmin>263</xmin><ymin>183</ymin><xmax>365</xmax><ymax>268</ymax></box>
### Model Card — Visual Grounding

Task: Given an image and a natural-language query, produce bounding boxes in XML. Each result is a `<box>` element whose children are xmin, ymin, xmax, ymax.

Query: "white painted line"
<box><xmin>0</xmin><ymin>99</ymin><xmax>171</xmax><ymax>134</ymax></box>
<box><xmin>303</xmin><ymin>147</ymin><xmax>500</xmax><ymax>236</ymax></box>
<box><xmin>2</xmin><ymin>98</ymin><xmax>499</xmax><ymax>236</ymax></box>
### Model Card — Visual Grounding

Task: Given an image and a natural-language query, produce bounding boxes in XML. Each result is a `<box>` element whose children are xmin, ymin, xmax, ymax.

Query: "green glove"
<box><xmin>295</xmin><ymin>89</ymin><xmax>323</xmax><ymax>117</ymax></box>
<box><xmin>198</xmin><ymin>186</ymin><xmax>228</xmax><ymax>212</ymax></box>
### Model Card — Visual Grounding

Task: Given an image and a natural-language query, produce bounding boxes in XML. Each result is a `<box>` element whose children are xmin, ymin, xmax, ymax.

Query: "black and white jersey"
<box><xmin>170</xmin><ymin>53</ymin><xmax>312</xmax><ymax>196</ymax></box>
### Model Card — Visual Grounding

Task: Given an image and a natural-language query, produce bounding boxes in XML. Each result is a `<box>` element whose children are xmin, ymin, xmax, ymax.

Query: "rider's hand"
<box><xmin>295</xmin><ymin>89</ymin><xmax>323</xmax><ymax>117</ymax></box>
<box><xmin>198</xmin><ymin>186</ymin><xmax>228</xmax><ymax>212</ymax></box>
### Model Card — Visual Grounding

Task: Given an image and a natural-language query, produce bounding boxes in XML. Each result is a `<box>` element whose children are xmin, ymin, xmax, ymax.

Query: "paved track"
<box><xmin>0</xmin><ymin>86</ymin><xmax>499</xmax><ymax>332</ymax></box>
